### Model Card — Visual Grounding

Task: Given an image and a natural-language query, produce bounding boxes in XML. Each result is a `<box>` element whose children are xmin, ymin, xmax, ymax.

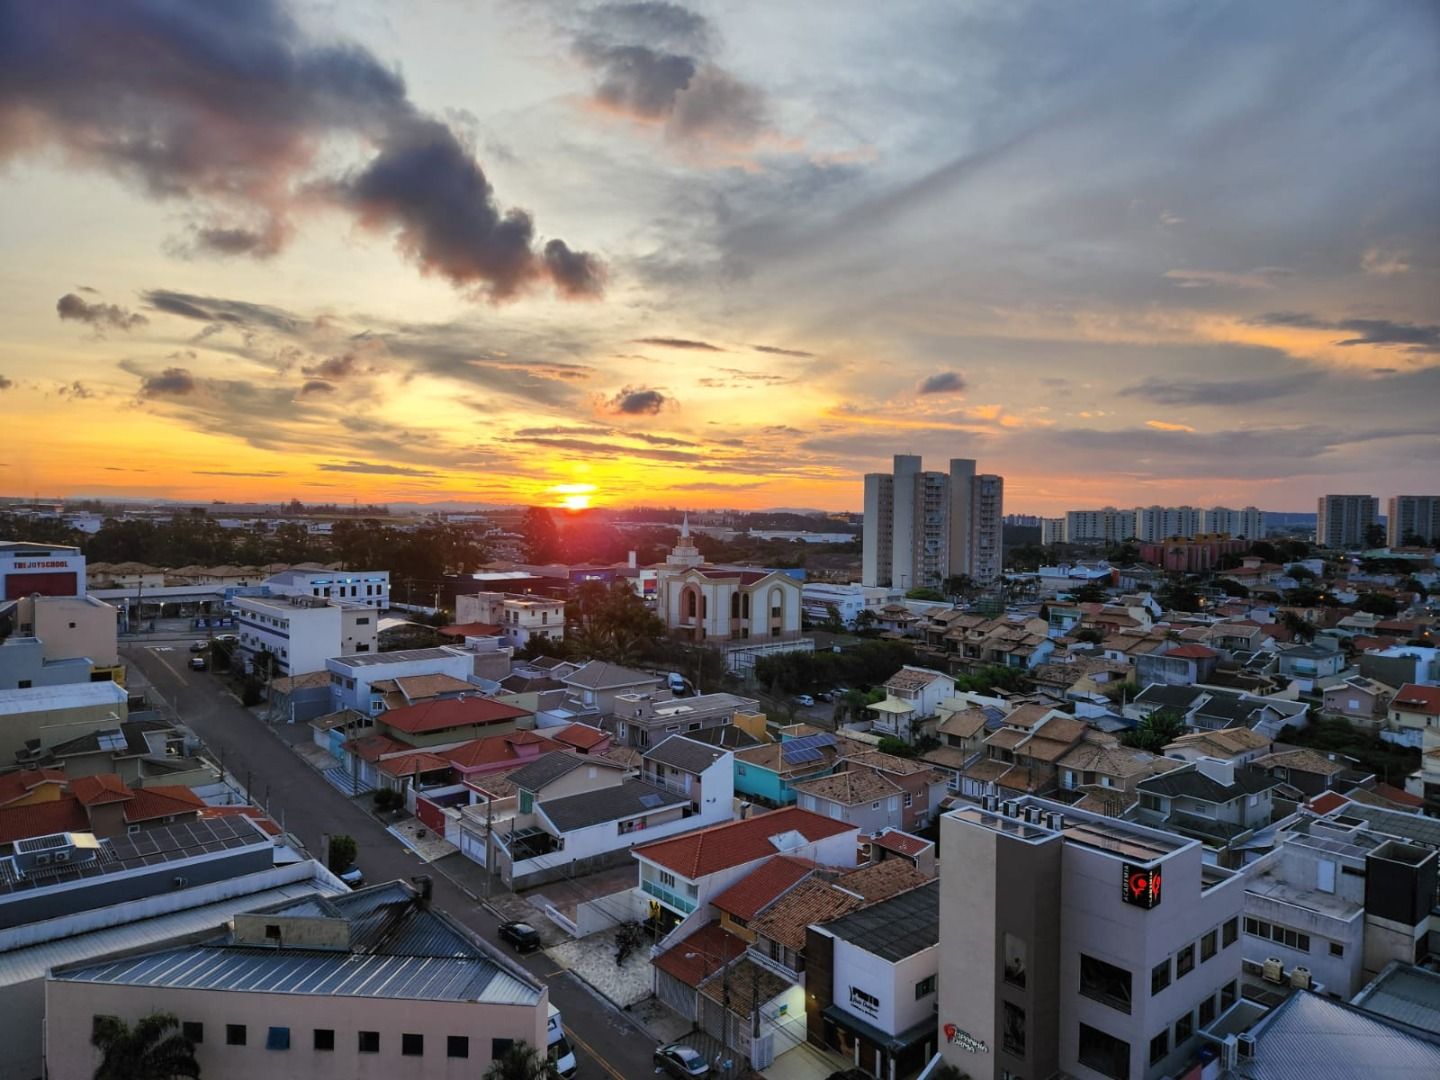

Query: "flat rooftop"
<box><xmin>946</xmin><ymin>798</ymin><xmax>1191</xmax><ymax>862</ymax></box>
<box><xmin>331</xmin><ymin>647</ymin><xmax>466</xmax><ymax>667</ymax></box>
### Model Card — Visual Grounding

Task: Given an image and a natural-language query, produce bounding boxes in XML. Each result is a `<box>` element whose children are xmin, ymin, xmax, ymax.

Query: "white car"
<box><xmin>795</xmin><ymin>694</ymin><xmax>815</xmax><ymax>707</ymax></box>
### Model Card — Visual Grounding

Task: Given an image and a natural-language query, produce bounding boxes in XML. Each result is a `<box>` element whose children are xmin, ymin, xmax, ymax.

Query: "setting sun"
<box><xmin>561</xmin><ymin>493</ymin><xmax>591</xmax><ymax>510</ymax></box>
<box><xmin>550</xmin><ymin>483</ymin><xmax>597</xmax><ymax>510</ymax></box>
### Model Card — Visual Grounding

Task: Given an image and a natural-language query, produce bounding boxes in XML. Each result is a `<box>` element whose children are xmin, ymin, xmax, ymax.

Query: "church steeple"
<box><xmin>665</xmin><ymin>511</ymin><xmax>704</xmax><ymax>569</ymax></box>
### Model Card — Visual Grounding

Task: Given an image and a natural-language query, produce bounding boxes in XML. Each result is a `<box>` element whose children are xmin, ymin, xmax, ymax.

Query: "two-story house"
<box><xmin>921</xmin><ymin>704</ymin><xmax>992</xmax><ymax>790</ymax></box>
<box><xmin>1251</xmin><ymin>748</ymin><xmax>1355</xmax><ymax>799</ymax></box>
<box><xmin>734</xmin><ymin>731</ymin><xmax>871</xmax><ymax>807</ymax></box>
<box><xmin>554</xmin><ymin>661</ymin><xmax>662</xmax><ymax>722</ymax></box>
<box><xmin>1134</xmin><ymin>758</ymin><xmax>1280</xmax><ymax>857</ymax></box>
<box><xmin>793</xmin><ymin>770</ymin><xmax>906</xmax><ymax>834</ymax></box>
<box><xmin>455</xmin><ymin>591</ymin><xmax>565</xmax><ymax>649</ymax></box>
<box><xmin>835</xmin><ymin>750</ymin><xmax>950</xmax><ymax>832</ymax></box>
<box><xmin>1162</xmin><ymin>727</ymin><xmax>1273</xmax><ymax>765</ymax></box>
<box><xmin>1276</xmin><ymin>643</ymin><xmax>1347</xmax><ymax>692</ymax></box>
<box><xmin>1384</xmin><ymin>683</ymin><xmax>1440</xmax><ymax>748</ymax></box>
<box><xmin>1134</xmin><ymin>642</ymin><xmax>1221</xmax><ymax>687</ymax></box>
<box><xmin>866</xmin><ymin>666</ymin><xmax>956</xmax><ymax>744</ymax></box>
<box><xmin>1055</xmin><ymin>733</ymin><xmax>1185</xmax><ymax>815</ymax></box>
<box><xmin>1320</xmin><ymin>676</ymin><xmax>1395</xmax><ymax>729</ymax></box>
<box><xmin>610</xmin><ymin>690</ymin><xmax>763</xmax><ymax>749</ymax></box>
<box><xmin>640</xmin><ymin>736</ymin><xmax>735</xmax><ymax>818</ymax></box>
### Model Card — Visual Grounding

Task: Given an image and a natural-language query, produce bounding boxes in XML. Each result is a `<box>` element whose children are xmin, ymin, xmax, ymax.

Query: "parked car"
<box><xmin>816</xmin><ymin>691</ymin><xmax>833</xmax><ymax>702</ymax></box>
<box><xmin>654</xmin><ymin>1043</ymin><xmax>710</xmax><ymax>1078</ymax></box>
<box><xmin>188</xmin><ymin>656</ymin><xmax>207</xmax><ymax>671</ymax></box>
<box><xmin>188</xmin><ymin>640</ymin><xmax>208</xmax><ymax>653</ymax></box>
<box><xmin>498</xmin><ymin>920</ymin><xmax>542</xmax><ymax>953</ymax></box>
<box><xmin>795</xmin><ymin>694</ymin><xmax>815</xmax><ymax>707</ymax></box>
<box><xmin>338</xmin><ymin>865</ymin><xmax>364</xmax><ymax>888</ymax></box>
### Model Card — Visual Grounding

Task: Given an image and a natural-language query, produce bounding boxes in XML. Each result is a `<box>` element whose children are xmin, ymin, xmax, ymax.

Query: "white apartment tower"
<box><xmin>862</xmin><ymin>455</ymin><xmax>1003</xmax><ymax>589</ymax></box>
<box><xmin>1135</xmin><ymin>506</ymin><xmax>1203</xmax><ymax>543</ymax></box>
<box><xmin>1316</xmin><ymin>494</ymin><xmax>1379</xmax><ymax>549</ymax></box>
<box><xmin>1387</xmin><ymin>495</ymin><xmax>1440</xmax><ymax>547</ymax></box>
<box><xmin>1202</xmin><ymin>506</ymin><xmax>1264</xmax><ymax>540</ymax></box>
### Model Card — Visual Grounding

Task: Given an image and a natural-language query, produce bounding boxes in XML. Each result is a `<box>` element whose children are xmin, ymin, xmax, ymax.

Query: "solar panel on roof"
<box><xmin>783</xmin><ymin>745</ymin><xmax>822</xmax><ymax>765</ymax></box>
<box><xmin>639</xmin><ymin>793</ymin><xmax>664</xmax><ymax>809</ymax></box>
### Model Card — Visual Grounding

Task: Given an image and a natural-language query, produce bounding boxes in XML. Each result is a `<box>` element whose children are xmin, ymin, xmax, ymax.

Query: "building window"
<box><xmin>1198</xmin><ymin>994</ymin><xmax>1217</xmax><ymax>1027</ymax></box>
<box><xmin>915</xmin><ymin>974</ymin><xmax>937</xmax><ymax>999</ymax></box>
<box><xmin>1077</xmin><ymin>1022</ymin><xmax>1131</xmax><ymax>1080</ymax></box>
<box><xmin>658</xmin><ymin>870</ymin><xmax>677</xmax><ymax>889</ymax></box>
<box><xmin>1329</xmin><ymin>941</ymin><xmax>1344</xmax><ymax>958</ymax></box>
<box><xmin>1004</xmin><ymin>933</ymin><xmax>1027</xmax><ymax>988</ymax></box>
<box><xmin>448</xmin><ymin>1036</ymin><xmax>469</xmax><ymax>1059</ymax></box>
<box><xmin>1221</xmin><ymin>980</ymin><xmax>1238</xmax><ymax>1011</ymax></box>
<box><xmin>402</xmin><ymin>1033</ymin><xmax>424</xmax><ymax>1056</ymax></box>
<box><xmin>314</xmin><ymin>1029</ymin><xmax>335</xmax><ymax>1051</ymax></box>
<box><xmin>1080</xmin><ymin>953</ymin><xmax>1133</xmax><ymax>1014</ymax></box>
<box><xmin>1151</xmin><ymin>958</ymin><xmax>1170</xmax><ymax>995</ymax></box>
<box><xmin>182</xmin><ymin>1021</ymin><xmax>203</xmax><ymax>1044</ymax></box>
<box><xmin>904</xmin><ymin>792</ymin><xmax>914</xmax><ymax>808</ymax></box>
<box><xmin>1201</xmin><ymin>929</ymin><xmax>1217</xmax><ymax>962</ymax></box>
<box><xmin>356</xmin><ymin>617</ymin><xmax>369</xmax><ymax>625</ymax></box>
<box><xmin>492</xmin><ymin>1038</ymin><xmax>514</xmax><ymax>1060</ymax></box>
<box><xmin>266</xmin><ymin>1027</ymin><xmax>291</xmax><ymax>1051</ymax></box>
<box><xmin>1223</xmin><ymin>917</ymin><xmax>1238</xmax><ymax>948</ymax></box>
<box><xmin>226</xmin><ymin>1024</ymin><xmax>247</xmax><ymax>1046</ymax></box>
<box><xmin>1149</xmin><ymin>1029</ymin><xmax>1169</xmax><ymax>1066</ymax></box>
<box><xmin>1003</xmin><ymin>1002</ymin><xmax>1026</xmax><ymax>1056</ymax></box>
<box><xmin>1176</xmin><ymin>944</ymin><xmax>1195</xmax><ymax>979</ymax></box>
<box><xmin>358</xmin><ymin>1031</ymin><xmax>380</xmax><ymax>1054</ymax></box>
<box><xmin>1174</xmin><ymin>1010</ymin><xmax>1193</xmax><ymax>1045</ymax></box>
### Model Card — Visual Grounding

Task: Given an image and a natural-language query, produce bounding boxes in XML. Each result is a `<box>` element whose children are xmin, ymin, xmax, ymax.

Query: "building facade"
<box><xmin>233</xmin><ymin>595</ymin><xmax>378</xmax><ymax>676</ymax></box>
<box><xmin>0</xmin><ymin>542</ymin><xmax>85</xmax><ymax>601</ymax></box>
<box><xmin>1201</xmin><ymin>507</ymin><xmax>1265</xmax><ymax>540</ymax></box>
<box><xmin>1063</xmin><ymin>509</ymin><xmax>1137</xmax><ymax>546</ymax></box>
<box><xmin>863</xmin><ymin>456</ymin><xmax>1004</xmax><ymax>589</ymax></box>
<box><xmin>265</xmin><ymin>568</ymin><xmax>390</xmax><ymax>609</ymax></box>
<box><xmin>1316</xmin><ymin>494</ymin><xmax>1379</xmax><ymax>549</ymax></box>
<box><xmin>455</xmin><ymin>591</ymin><xmax>565</xmax><ymax>649</ymax></box>
<box><xmin>1387</xmin><ymin>495</ymin><xmax>1440</xmax><ymax>546</ymax></box>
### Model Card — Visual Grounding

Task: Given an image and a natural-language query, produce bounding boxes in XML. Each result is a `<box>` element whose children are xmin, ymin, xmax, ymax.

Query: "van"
<box><xmin>547</xmin><ymin>1004</ymin><xmax>577</xmax><ymax>1078</ymax></box>
<box><xmin>667</xmin><ymin>672</ymin><xmax>687</xmax><ymax>694</ymax></box>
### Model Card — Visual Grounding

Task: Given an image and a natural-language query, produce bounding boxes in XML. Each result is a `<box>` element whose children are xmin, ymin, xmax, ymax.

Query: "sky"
<box><xmin>0</xmin><ymin>0</ymin><xmax>1436</xmax><ymax>514</ymax></box>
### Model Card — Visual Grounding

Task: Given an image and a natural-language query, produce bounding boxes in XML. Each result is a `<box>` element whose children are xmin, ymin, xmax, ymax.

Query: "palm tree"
<box><xmin>483</xmin><ymin>1040</ymin><xmax>557</xmax><ymax>1080</ymax></box>
<box><xmin>91</xmin><ymin>1013</ymin><xmax>199</xmax><ymax>1080</ymax></box>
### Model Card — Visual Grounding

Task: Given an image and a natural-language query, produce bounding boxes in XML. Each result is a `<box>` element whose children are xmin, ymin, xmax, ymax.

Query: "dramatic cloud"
<box><xmin>634</xmin><ymin>336</ymin><xmax>723</xmax><ymax>351</ymax></box>
<box><xmin>318</xmin><ymin>460</ymin><xmax>438</xmax><ymax>476</ymax></box>
<box><xmin>752</xmin><ymin>344</ymin><xmax>814</xmax><ymax>358</ymax></box>
<box><xmin>917</xmin><ymin>371</ymin><xmax>966</xmax><ymax>395</ymax></box>
<box><xmin>0</xmin><ymin>1</ymin><xmax>602</xmax><ymax>301</ymax></box>
<box><xmin>143</xmin><ymin>290</ymin><xmax>301</xmax><ymax>334</ymax></box>
<box><xmin>139</xmin><ymin>367</ymin><xmax>197</xmax><ymax>397</ymax></box>
<box><xmin>1250</xmin><ymin>313</ymin><xmax>1440</xmax><ymax>352</ymax></box>
<box><xmin>607</xmin><ymin>386</ymin><xmax>668</xmax><ymax>414</ymax></box>
<box><xmin>55</xmin><ymin>293</ymin><xmax>148</xmax><ymax>331</ymax></box>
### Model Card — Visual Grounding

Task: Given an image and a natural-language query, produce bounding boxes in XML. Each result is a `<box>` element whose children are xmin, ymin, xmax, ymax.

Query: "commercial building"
<box><xmin>455</xmin><ymin>591</ymin><xmax>565</xmax><ymax>649</ymax></box>
<box><xmin>264</xmin><ymin>567</ymin><xmax>390</xmax><ymax>609</ymax></box>
<box><xmin>0</xmin><ymin>680</ymin><xmax>129</xmax><ymax>764</ymax></box>
<box><xmin>863</xmin><ymin>456</ymin><xmax>1004</xmax><ymax>589</ymax></box>
<box><xmin>1387</xmin><ymin>494</ymin><xmax>1440</xmax><ymax>546</ymax></box>
<box><xmin>45</xmin><ymin>878</ymin><xmax>548</xmax><ymax>1080</ymax></box>
<box><xmin>232</xmin><ymin>594</ymin><xmax>379</xmax><ymax>677</ymax></box>
<box><xmin>937</xmin><ymin>797</ymin><xmax>1244</xmax><ymax>1080</ymax></box>
<box><xmin>1316</xmin><ymin>494</ymin><xmax>1379</xmax><ymax>549</ymax></box>
<box><xmin>801</xmin><ymin>582</ymin><xmax>895</xmax><ymax>628</ymax></box>
<box><xmin>4</xmin><ymin>593</ymin><xmax>122</xmax><ymax>685</ymax></box>
<box><xmin>0</xmin><ymin>541</ymin><xmax>85</xmax><ymax>601</ymax></box>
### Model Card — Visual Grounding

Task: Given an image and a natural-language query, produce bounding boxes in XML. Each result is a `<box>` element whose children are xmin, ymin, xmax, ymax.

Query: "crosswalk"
<box><xmin>322</xmin><ymin>766</ymin><xmax>373</xmax><ymax>797</ymax></box>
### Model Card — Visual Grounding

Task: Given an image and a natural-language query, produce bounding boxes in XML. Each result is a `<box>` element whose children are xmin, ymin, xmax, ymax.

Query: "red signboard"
<box><xmin>1122</xmin><ymin>862</ymin><xmax>1162</xmax><ymax>909</ymax></box>
<box><xmin>4</xmin><ymin>571</ymin><xmax>78</xmax><ymax>599</ymax></box>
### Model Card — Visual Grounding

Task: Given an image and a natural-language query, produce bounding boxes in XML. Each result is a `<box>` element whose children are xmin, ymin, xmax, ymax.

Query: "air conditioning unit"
<box><xmin>34</xmin><ymin>853</ymin><xmax>52</xmax><ymax>867</ymax></box>
<box><xmin>982</xmin><ymin>794</ymin><xmax>998</xmax><ymax>812</ymax></box>
<box><xmin>1262</xmin><ymin>957</ymin><xmax>1284</xmax><ymax>984</ymax></box>
<box><xmin>1237</xmin><ymin>1034</ymin><xmax>1257</xmax><ymax>1058</ymax></box>
<box><xmin>1001</xmin><ymin>800</ymin><xmax>1019</xmax><ymax>818</ymax></box>
<box><xmin>53</xmin><ymin>851</ymin><xmax>71</xmax><ymax>864</ymax></box>
<box><xmin>1289</xmin><ymin>966</ymin><xmax>1312</xmax><ymax>990</ymax></box>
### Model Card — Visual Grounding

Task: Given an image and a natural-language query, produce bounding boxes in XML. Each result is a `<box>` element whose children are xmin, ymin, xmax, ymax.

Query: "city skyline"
<box><xmin>1</xmin><ymin>1</ymin><xmax>1436</xmax><ymax>513</ymax></box>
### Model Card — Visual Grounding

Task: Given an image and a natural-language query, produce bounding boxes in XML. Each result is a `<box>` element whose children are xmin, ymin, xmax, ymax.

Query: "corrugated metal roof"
<box><xmin>1231</xmin><ymin>990</ymin><xmax>1440</xmax><ymax>1079</ymax></box>
<box><xmin>1351</xmin><ymin>963</ymin><xmax>1440</xmax><ymax>1035</ymax></box>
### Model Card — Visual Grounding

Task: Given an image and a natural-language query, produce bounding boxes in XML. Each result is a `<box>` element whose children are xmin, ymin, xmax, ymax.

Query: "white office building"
<box><xmin>1135</xmin><ymin>506</ymin><xmax>1203</xmax><ymax>543</ymax></box>
<box><xmin>232</xmin><ymin>595</ymin><xmax>378</xmax><ymax>676</ymax></box>
<box><xmin>265</xmin><ymin>567</ymin><xmax>390</xmax><ymax>609</ymax></box>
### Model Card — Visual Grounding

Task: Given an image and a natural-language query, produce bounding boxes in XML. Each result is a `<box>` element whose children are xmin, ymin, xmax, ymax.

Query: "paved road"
<box><xmin>123</xmin><ymin>644</ymin><xmax>666</xmax><ymax>1080</ymax></box>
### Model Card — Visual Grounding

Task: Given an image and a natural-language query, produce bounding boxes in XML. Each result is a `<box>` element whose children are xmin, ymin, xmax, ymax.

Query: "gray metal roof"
<box><xmin>1352</xmin><ymin>963</ymin><xmax>1440</xmax><ymax>1035</ymax></box>
<box><xmin>562</xmin><ymin>660</ymin><xmax>658</xmax><ymax>690</ymax></box>
<box><xmin>1137</xmin><ymin>764</ymin><xmax>1278</xmax><ymax>802</ymax></box>
<box><xmin>1337</xmin><ymin>804</ymin><xmax>1440</xmax><ymax>848</ymax></box>
<box><xmin>51</xmin><ymin>882</ymin><xmax>542</xmax><ymax>1006</ymax></box>
<box><xmin>643</xmin><ymin>735</ymin><xmax>727</xmax><ymax>773</ymax></box>
<box><xmin>539</xmin><ymin>780</ymin><xmax>687</xmax><ymax>832</ymax></box>
<box><xmin>507</xmin><ymin>751</ymin><xmax>585</xmax><ymax>793</ymax></box>
<box><xmin>331</xmin><ymin>648</ymin><xmax>462</xmax><ymax>667</ymax></box>
<box><xmin>1229</xmin><ymin>990</ymin><xmax>1440</xmax><ymax>1079</ymax></box>
<box><xmin>819</xmin><ymin>879</ymin><xmax>938</xmax><ymax>962</ymax></box>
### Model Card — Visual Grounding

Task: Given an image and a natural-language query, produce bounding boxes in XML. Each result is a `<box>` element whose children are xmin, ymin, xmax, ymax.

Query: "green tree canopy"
<box><xmin>1121</xmin><ymin>708</ymin><xmax>1187</xmax><ymax>752</ymax></box>
<box><xmin>90</xmin><ymin>1012</ymin><xmax>200</xmax><ymax>1080</ymax></box>
<box><xmin>521</xmin><ymin>506</ymin><xmax>561</xmax><ymax>564</ymax></box>
<box><xmin>482</xmin><ymin>1041</ymin><xmax>557</xmax><ymax>1080</ymax></box>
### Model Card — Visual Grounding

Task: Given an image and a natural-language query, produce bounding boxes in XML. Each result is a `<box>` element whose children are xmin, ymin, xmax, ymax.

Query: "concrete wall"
<box><xmin>25</xmin><ymin>594</ymin><xmax>118</xmax><ymax>666</ymax></box>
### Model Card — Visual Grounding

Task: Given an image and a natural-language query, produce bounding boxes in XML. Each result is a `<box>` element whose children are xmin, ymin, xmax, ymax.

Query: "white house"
<box><xmin>866</xmin><ymin>666</ymin><xmax>956</xmax><ymax>743</ymax></box>
<box><xmin>455</xmin><ymin>591</ymin><xmax>566</xmax><ymax>649</ymax></box>
<box><xmin>326</xmin><ymin>646</ymin><xmax>475</xmax><ymax>714</ymax></box>
<box><xmin>232</xmin><ymin>594</ymin><xmax>378</xmax><ymax>676</ymax></box>
<box><xmin>264</xmin><ymin>566</ymin><xmax>390</xmax><ymax>608</ymax></box>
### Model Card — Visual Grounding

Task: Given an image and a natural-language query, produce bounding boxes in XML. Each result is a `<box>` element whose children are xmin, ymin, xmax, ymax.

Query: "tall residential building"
<box><xmin>1040</xmin><ymin>518</ymin><xmax>1066</xmax><ymax>545</ymax></box>
<box><xmin>1387</xmin><ymin>495</ymin><xmax>1440</xmax><ymax>546</ymax></box>
<box><xmin>937</xmin><ymin>797</ymin><xmax>1243</xmax><ymax>1080</ymax></box>
<box><xmin>1316</xmin><ymin>494</ymin><xmax>1379</xmax><ymax>549</ymax></box>
<box><xmin>1135</xmin><ymin>506</ymin><xmax>1203</xmax><ymax>543</ymax></box>
<box><xmin>1201</xmin><ymin>506</ymin><xmax>1264</xmax><ymax>540</ymax></box>
<box><xmin>1063</xmin><ymin>508</ymin><xmax>1137</xmax><ymax>546</ymax></box>
<box><xmin>862</xmin><ymin>456</ymin><xmax>1004</xmax><ymax>589</ymax></box>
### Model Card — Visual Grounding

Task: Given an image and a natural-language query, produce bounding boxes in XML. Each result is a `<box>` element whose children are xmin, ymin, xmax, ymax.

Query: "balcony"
<box><xmin>642</xmin><ymin>878</ymin><xmax>697</xmax><ymax>914</ymax></box>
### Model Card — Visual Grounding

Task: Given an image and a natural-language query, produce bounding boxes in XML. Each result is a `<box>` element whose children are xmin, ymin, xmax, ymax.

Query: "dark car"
<box><xmin>188</xmin><ymin>656</ymin><xmax>207</xmax><ymax>671</ymax></box>
<box><xmin>498</xmin><ymin>920</ymin><xmax>542</xmax><ymax>953</ymax></box>
<box><xmin>189</xmin><ymin>640</ymin><xmax>208</xmax><ymax>653</ymax></box>
<box><xmin>653</xmin><ymin>1043</ymin><xmax>710</xmax><ymax>1078</ymax></box>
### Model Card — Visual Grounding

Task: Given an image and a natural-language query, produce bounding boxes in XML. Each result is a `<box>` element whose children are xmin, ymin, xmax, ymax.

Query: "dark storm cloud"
<box><xmin>0</xmin><ymin>0</ymin><xmax>602</xmax><ymax>300</ymax></box>
<box><xmin>593</xmin><ymin>2</ymin><xmax>713</xmax><ymax>52</ymax></box>
<box><xmin>1118</xmin><ymin>374</ymin><xmax>1313</xmax><ymax>406</ymax></box>
<box><xmin>608</xmin><ymin>386</ymin><xmax>668</xmax><ymax>414</ymax></box>
<box><xmin>632</xmin><ymin>432</ymin><xmax>696</xmax><ymax>447</ymax></box>
<box><xmin>301</xmin><ymin>352</ymin><xmax>378</xmax><ymax>379</ymax></box>
<box><xmin>917</xmin><ymin>371</ymin><xmax>966</xmax><ymax>395</ymax></box>
<box><xmin>1250</xmin><ymin>313</ymin><xmax>1440</xmax><ymax>351</ymax></box>
<box><xmin>139</xmin><ymin>367</ymin><xmax>198</xmax><ymax>397</ymax></box>
<box><xmin>634</xmin><ymin>337</ymin><xmax>723</xmax><ymax>351</ymax></box>
<box><xmin>319</xmin><ymin>460</ymin><xmax>438</xmax><ymax>477</ymax></box>
<box><xmin>56</xmin><ymin>293</ymin><xmax>148</xmax><ymax>331</ymax></box>
<box><xmin>752</xmin><ymin>344</ymin><xmax>814</xmax><ymax>358</ymax></box>
<box><xmin>577</xmin><ymin>39</ymin><xmax>697</xmax><ymax>118</ymax></box>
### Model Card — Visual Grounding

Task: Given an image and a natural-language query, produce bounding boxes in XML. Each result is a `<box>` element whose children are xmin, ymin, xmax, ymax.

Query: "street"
<box><xmin>123</xmin><ymin>643</ymin><xmax>665</xmax><ymax>1080</ymax></box>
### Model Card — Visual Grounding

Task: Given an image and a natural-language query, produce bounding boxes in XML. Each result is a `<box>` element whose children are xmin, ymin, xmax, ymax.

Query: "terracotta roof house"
<box><xmin>375</xmin><ymin>696</ymin><xmax>531</xmax><ymax>747</ymax></box>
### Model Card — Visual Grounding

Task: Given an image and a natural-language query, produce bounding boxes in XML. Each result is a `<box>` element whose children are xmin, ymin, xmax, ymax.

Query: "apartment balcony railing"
<box><xmin>642</xmin><ymin>879</ymin><xmax>697</xmax><ymax>914</ymax></box>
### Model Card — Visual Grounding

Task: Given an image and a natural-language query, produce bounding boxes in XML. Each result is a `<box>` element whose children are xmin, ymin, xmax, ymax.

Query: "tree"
<box><xmin>1121</xmin><ymin>708</ymin><xmax>1187</xmax><ymax>752</ymax></box>
<box><xmin>905</xmin><ymin>586</ymin><xmax>945</xmax><ymax>602</ymax></box>
<box><xmin>1068</xmin><ymin>582</ymin><xmax>1109</xmax><ymax>604</ymax></box>
<box><xmin>567</xmin><ymin>580</ymin><xmax>664</xmax><ymax>665</ymax></box>
<box><xmin>1278</xmin><ymin>610</ymin><xmax>1317</xmax><ymax>642</ymax></box>
<box><xmin>327</xmin><ymin>834</ymin><xmax>357</xmax><ymax>873</ymax></box>
<box><xmin>943</xmin><ymin>574</ymin><xmax>975</xmax><ymax>602</ymax></box>
<box><xmin>521</xmin><ymin>506</ymin><xmax>561</xmax><ymax>564</ymax></box>
<box><xmin>1157</xmin><ymin>582</ymin><xmax>1202</xmax><ymax>613</ymax></box>
<box><xmin>1354</xmin><ymin>592</ymin><xmax>1400</xmax><ymax>618</ymax></box>
<box><xmin>1216</xmin><ymin>578</ymin><xmax>1249</xmax><ymax>598</ymax></box>
<box><xmin>1072</xmin><ymin>627</ymin><xmax>1105</xmax><ymax>645</ymax></box>
<box><xmin>1363</xmin><ymin>524</ymin><xmax>1387</xmax><ymax>549</ymax></box>
<box><xmin>1401</xmin><ymin>532</ymin><xmax>1426</xmax><ymax>547</ymax></box>
<box><xmin>483</xmin><ymin>1041</ymin><xmax>557</xmax><ymax>1080</ymax></box>
<box><xmin>90</xmin><ymin>1012</ymin><xmax>200</xmax><ymax>1080</ymax></box>
<box><xmin>1287</xmin><ymin>565</ymin><xmax>1316</xmax><ymax>581</ymax></box>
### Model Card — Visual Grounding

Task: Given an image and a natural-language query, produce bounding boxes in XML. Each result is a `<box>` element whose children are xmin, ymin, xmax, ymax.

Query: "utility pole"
<box><xmin>483</xmin><ymin>793</ymin><xmax>494</xmax><ymax>899</ymax></box>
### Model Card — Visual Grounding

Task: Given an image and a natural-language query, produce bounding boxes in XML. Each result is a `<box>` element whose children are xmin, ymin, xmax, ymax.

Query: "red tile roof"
<box><xmin>124</xmin><ymin>786</ymin><xmax>204</xmax><ymax>822</ymax></box>
<box><xmin>871</xmin><ymin>829</ymin><xmax>932</xmax><ymax>858</ymax></box>
<box><xmin>69</xmin><ymin>773</ymin><xmax>135</xmax><ymax>806</ymax></box>
<box><xmin>553</xmin><ymin>723</ymin><xmax>609</xmax><ymax>750</ymax></box>
<box><xmin>200</xmin><ymin>805</ymin><xmax>281</xmax><ymax>836</ymax></box>
<box><xmin>652</xmin><ymin>921</ymin><xmax>748</xmax><ymax>987</ymax></box>
<box><xmin>0</xmin><ymin>767</ymin><xmax>66</xmax><ymax>807</ymax></box>
<box><xmin>1392</xmin><ymin>684</ymin><xmax>1440</xmax><ymax>717</ymax></box>
<box><xmin>442</xmin><ymin>731</ymin><xmax>563</xmax><ymax>770</ymax></box>
<box><xmin>379</xmin><ymin>697</ymin><xmax>532</xmax><ymax>735</ymax></box>
<box><xmin>633</xmin><ymin>807</ymin><xmax>855</xmax><ymax>879</ymax></box>
<box><xmin>348</xmin><ymin>733</ymin><xmax>410</xmax><ymax>762</ymax></box>
<box><xmin>709</xmin><ymin>855</ymin><xmax>814</xmax><ymax>921</ymax></box>
<box><xmin>1307</xmin><ymin>791</ymin><xmax>1351</xmax><ymax>816</ymax></box>
<box><xmin>0</xmin><ymin>799</ymin><xmax>89</xmax><ymax>844</ymax></box>
<box><xmin>377</xmin><ymin>751</ymin><xmax>453</xmax><ymax>778</ymax></box>
<box><xmin>1373</xmin><ymin>783</ymin><xmax>1425</xmax><ymax>809</ymax></box>
<box><xmin>1166</xmin><ymin>643</ymin><xmax>1219</xmax><ymax>660</ymax></box>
